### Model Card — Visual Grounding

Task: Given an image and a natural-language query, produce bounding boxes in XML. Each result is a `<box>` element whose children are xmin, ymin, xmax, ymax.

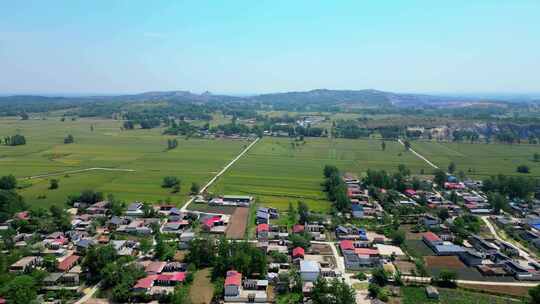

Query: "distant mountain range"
<box><xmin>0</xmin><ymin>89</ymin><xmax>531</xmax><ymax>108</ymax></box>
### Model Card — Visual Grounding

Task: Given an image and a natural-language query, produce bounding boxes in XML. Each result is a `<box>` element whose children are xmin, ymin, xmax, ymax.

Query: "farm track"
<box><xmin>398</xmin><ymin>139</ymin><xmax>440</xmax><ymax>169</ymax></box>
<box><xmin>21</xmin><ymin>167</ymin><xmax>136</xmax><ymax>179</ymax></box>
<box><xmin>181</xmin><ymin>137</ymin><xmax>260</xmax><ymax>212</ymax></box>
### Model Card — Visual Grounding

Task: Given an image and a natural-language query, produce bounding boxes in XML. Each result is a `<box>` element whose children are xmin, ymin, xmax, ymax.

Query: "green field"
<box><xmin>211</xmin><ymin>137</ymin><xmax>432</xmax><ymax>212</ymax></box>
<box><xmin>0</xmin><ymin>118</ymin><xmax>246</xmax><ymax>208</ymax></box>
<box><xmin>401</xmin><ymin>286</ymin><xmax>522</xmax><ymax>304</ymax></box>
<box><xmin>412</xmin><ymin>141</ymin><xmax>540</xmax><ymax>178</ymax></box>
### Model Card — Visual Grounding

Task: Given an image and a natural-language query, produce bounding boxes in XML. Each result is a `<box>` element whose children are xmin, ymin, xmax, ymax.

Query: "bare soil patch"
<box><xmin>424</xmin><ymin>256</ymin><xmax>465</xmax><ymax>269</ymax></box>
<box><xmin>190</xmin><ymin>268</ymin><xmax>213</xmax><ymax>304</ymax></box>
<box><xmin>458</xmin><ymin>283</ymin><xmax>531</xmax><ymax>297</ymax></box>
<box><xmin>226</xmin><ymin>207</ymin><xmax>249</xmax><ymax>239</ymax></box>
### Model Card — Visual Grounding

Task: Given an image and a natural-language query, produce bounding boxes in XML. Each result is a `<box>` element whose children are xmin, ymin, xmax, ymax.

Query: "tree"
<box><xmin>433</xmin><ymin>169</ymin><xmax>446</xmax><ymax>188</ymax></box>
<box><xmin>82</xmin><ymin>245</ymin><xmax>117</xmax><ymax>282</ymax></box>
<box><xmin>171</xmin><ymin>285</ymin><xmax>190</xmax><ymax>303</ymax></box>
<box><xmin>390</xmin><ymin>230</ymin><xmax>405</xmax><ymax>246</ymax></box>
<box><xmin>397</xmin><ymin>164</ymin><xmax>410</xmax><ymax>176</ymax></box>
<box><xmin>190</xmin><ymin>182</ymin><xmax>200</xmax><ymax>194</ymax></box>
<box><xmin>434</xmin><ymin>269</ymin><xmax>457</xmax><ymax>288</ymax></box>
<box><xmin>50</xmin><ymin>205</ymin><xmax>71</xmax><ymax>232</ymax></box>
<box><xmin>287</xmin><ymin>202</ymin><xmax>298</xmax><ymax>227</ymax></box>
<box><xmin>4</xmin><ymin>134</ymin><xmax>26</xmax><ymax>146</ymax></box>
<box><xmin>0</xmin><ymin>190</ymin><xmax>27</xmax><ymax>222</ymax></box>
<box><xmin>381</xmin><ymin>141</ymin><xmax>386</xmax><ymax>151</ymax></box>
<box><xmin>529</xmin><ymin>284</ymin><xmax>540</xmax><ymax>304</ymax></box>
<box><xmin>289</xmin><ymin>232</ymin><xmax>311</xmax><ymax>250</ymax></box>
<box><xmin>49</xmin><ymin>179</ymin><xmax>59</xmax><ymax>190</ymax></box>
<box><xmin>139</xmin><ymin>237</ymin><xmax>153</xmax><ymax>255</ymax></box>
<box><xmin>42</xmin><ymin>254</ymin><xmax>58</xmax><ymax>272</ymax></box>
<box><xmin>448</xmin><ymin>161</ymin><xmax>456</xmax><ymax>174</ymax></box>
<box><xmin>297</xmin><ymin>201</ymin><xmax>310</xmax><ymax>224</ymax></box>
<box><xmin>311</xmin><ymin>278</ymin><xmax>355</xmax><ymax>304</ymax></box>
<box><xmin>488</xmin><ymin>192</ymin><xmax>508</xmax><ymax>214</ymax></box>
<box><xmin>534</xmin><ymin>153</ymin><xmax>540</xmax><ymax>163</ymax></box>
<box><xmin>76</xmin><ymin>189</ymin><xmax>104</xmax><ymax>204</ymax></box>
<box><xmin>3</xmin><ymin>275</ymin><xmax>37</xmax><ymax>304</ymax></box>
<box><xmin>371</xmin><ymin>267</ymin><xmax>389</xmax><ymax>286</ymax></box>
<box><xmin>403</xmin><ymin>140</ymin><xmax>411</xmax><ymax>151</ymax></box>
<box><xmin>437</xmin><ymin>208</ymin><xmax>450</xmax><ymax>221</ymax></box>
<box><xmin>0</xmin><ymin>174</ymin><xmax>17</xmax><ymax>190</ymax></box>
<box><xmin>517</xmin><ymin>164</ymin><xmax>530</xmax><ymax>174</ymax></box>
<box><xmin>323</xmin><ymin>165</ymin><xmax>339</xmax><ymax>179</ymax></box>
<box><xmin>64</xmin><ymin>134</ymin><xmax>74</xmax><ymax>144</ymax></box>
<box><xmin>162</xmin><ymin>176</ymin><xmax>180</xmax><ymax>188</ymax></box>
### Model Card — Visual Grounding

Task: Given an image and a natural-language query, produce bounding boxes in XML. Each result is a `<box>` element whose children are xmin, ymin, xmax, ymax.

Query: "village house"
<box><xmin>341</xmin><ymin>241</ymin><xmax>381</xmax><ymax>270</ymax></box>
<box><xmin>300</xmin><ymin>260</ymin><xmax>320</xmax><ymax>282</ymax></box>
<box><xmin>125</xmin><ymin>202</ymin><xmax>144</xmax><ymax>217</ymax></box>
<box><xmin>10</xmin><ymin>256</ymin><xmax>42</xmax><ymax>273</ymax></box>
<box><xmin>210</xmin><ymin>195</ymin><xmax>254</xmax><ymax>207</ymax></box>
<box><xmin>57</xmin><ymin>254</ymin><xmax>80</xmax><ymax>272</ymax></box>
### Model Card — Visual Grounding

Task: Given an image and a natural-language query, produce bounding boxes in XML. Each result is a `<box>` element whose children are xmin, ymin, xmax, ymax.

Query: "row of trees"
<box><xmin>2</xmin><ymin>135</ymin><xmax>26</xmax><ymax>146</ymax></box>
<box><xmin>186</xmin><ymin>238</ymin><xmax>268</xmax><ymax>280</ymax></box>
<box><xmin>363</xmin><ymin>164</ymin><xmax>413</xmax><ymax>192</ymax></box>
<box><xmin>482</xmin><ymin>174</ymin><xmax>537</xmax><ymax>199</ymax></box>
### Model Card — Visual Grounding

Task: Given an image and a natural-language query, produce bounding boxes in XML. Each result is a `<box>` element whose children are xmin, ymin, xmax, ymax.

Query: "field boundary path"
<box><xmin>74</xmin><ymin>281</ymin><xmax>101</xmax><ymax>304</ymax></box>
<box><xmin>22</xmin><ymin>167</ymin><xmax>136</xmax><ymax>179</ymax></box>
<box><xmin>402</xmin><ymin>275</ymin><xmax>538</xmax><ymax>287</ymax></box>
<box><xmin>397</xmin><ymin>139</ymin><xmax>439</xmax><ymax>169</ymax></box>
<box><xmin>181</xmin><ymin>137</ymin><xmax>260</xmax><ymax>212</ymax></box>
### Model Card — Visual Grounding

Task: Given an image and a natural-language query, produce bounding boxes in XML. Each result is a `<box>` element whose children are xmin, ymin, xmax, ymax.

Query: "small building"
<box><xmin>257</xmin><ymin>224</ymin><xmax>270</xmax><ymax>239</ymax></box>
<box><xmin>126</xmin><ymin>202</ymin><xmax>144</xmax><ymax>217</ymax></box>
<box><xmin>423</xmin><ymin>214</ymin><xmax>441</xmax><ymax>229</ymax></box>
<box><xmin>145</xmin><ymin>261</ymin><xmax>167</xmax><ymax>274</ymax></box>
<box><xmin>300</xmin><ymin>260</ymin><xmax>320</xmax><ymax>282</ymax></box>
<box><xmin>422</xmin><ymin>232</ymin><xmax>442</xmax><ymax>249</ymax></box>
<box><xmin>256</xmin><ymin>210</ymin><xmax>270</xmax><ymax>225</ymax></box>
<box><xmin>9</xmin><ymin>256</ymin><xmax>42</xmax><ymax>273</ymax></box>
<box><xmin>426</xmin><ymin>286</ymin><xmax>439</xmax><ymax>299</ymax></box>
<box><xmin>58</xmin><ymin>254</ymin><xmax>80</xmax><ymax>272</ymax></box>
<box><xmin>458</xmin><ymin>250</ymin><xmax>484</xmax><ymax>266</ymax></box>
<box><xmin>224</xmin><ymin>270</ymin><xmax>242</xmax><ymax>297</ymax></box>
<box><xmin>292</xmin><ymin>247</ymin><xmax>305</xmax><ymax>259</ymax></box>
<box><xmin>351</xmin><ymin>204</ymin><xmax>364</xmax><ymax>218</ymax></box>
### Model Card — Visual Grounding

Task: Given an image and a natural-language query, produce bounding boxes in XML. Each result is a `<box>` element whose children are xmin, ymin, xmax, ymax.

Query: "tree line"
<box><xmin>322</xmin><ymin>165</ymin><xmax>351</xmax><ymax>212</ymax></box>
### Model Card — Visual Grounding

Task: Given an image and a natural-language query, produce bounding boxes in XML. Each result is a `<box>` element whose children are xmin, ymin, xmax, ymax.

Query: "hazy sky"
<box><xmin>1</xmin><ymin>1</ymin><xmax>539</xmax><ymax>95</ymax></box>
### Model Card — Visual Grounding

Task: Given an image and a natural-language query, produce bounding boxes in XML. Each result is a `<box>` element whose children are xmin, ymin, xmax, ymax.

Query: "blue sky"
<box><xmin>1</xmin><ymin>1</ymin><xmax>539</xmax><ymax>95</ymax></box>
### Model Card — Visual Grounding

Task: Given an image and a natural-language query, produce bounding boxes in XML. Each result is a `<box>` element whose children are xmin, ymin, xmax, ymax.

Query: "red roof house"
<box><xmin>133</xmin><ymin>275</ymin><xmax>158</xmax><ymax>290</ymax></box>
<box><xmin>292</xmin><ymin>247</ymin><xmax>305</xmax><ymax>258</ymax></box>
<box><xmin>404</xmin><ymin>189</ymin><xmax>416</xmax><ymax>196</ymax></box>
<box><xmin>203</xmin><ymin>216</ymin><xmax>222</xmax><ymax>230</ymax></box>
<box><xmin>293</xmin><ymin>224</ymin><xmax>304</xmax><ymax>233</ymax></box>
<box><xmin>225</xmin><ymin>270</ymin><xmax>242</xmax><ymax>286</ymax></box>
<box><xmin>339</xmin><ymin>240</ymin><xmax>355</xmax><ymax>251</ymax></box>
<box><xmin>15</xmin><ymin>211</ymin><xmax>30</xmax><ymax>220</ymax></box>
<box><xmin>354</xmin><ymin>248</ymin><xmax>379</xmax><ymax>256</ymax></box>
<box><xmin>422</xmin><ymin>232</ymin><xmax>441</xmax><ymax>243</ymax></box>
<box><xmin>156</xmin><ymin>272</ymin><xmax>186</xmax><ymax>284</ymax></box>
<box><xmin>58</xmin><ymin>254</ymin><xmax>79</xmax><ymax>272</ymax></box>
<box><xmin>257</xmin><ymin>223</ymin><xmax>269</xmax><ymax>233</ymax></box>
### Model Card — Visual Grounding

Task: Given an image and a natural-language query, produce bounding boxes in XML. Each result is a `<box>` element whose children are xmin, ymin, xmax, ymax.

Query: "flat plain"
<box><xmin>412</xmin><ymin>141</ymin><xmax>540</xmax><ymax>178</ymax></box>
<box><xmin>211</xmin><ymin>137</ymin><xmax>432</xmax><ymax>212</ymax></box>
<box><xmin>0</xmin><ymin>117</ymin><xmax>245</xmax><ymax>208</ymax></box>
